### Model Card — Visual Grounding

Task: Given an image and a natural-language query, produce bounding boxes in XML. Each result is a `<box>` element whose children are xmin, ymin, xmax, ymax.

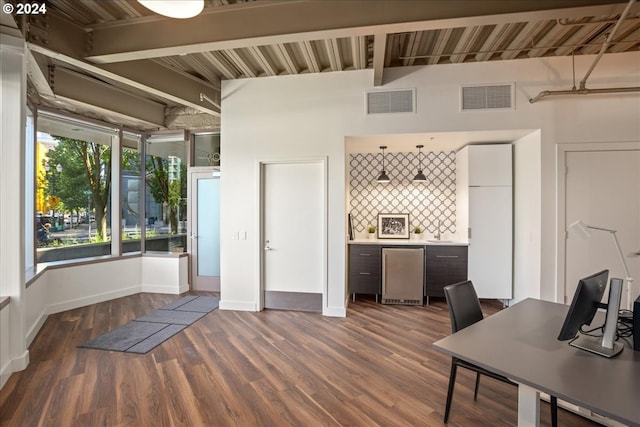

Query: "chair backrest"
<box><xmin>443</xmin><ymin>280</ymin><xmax>484</xmax><ymax>333</ymax></box>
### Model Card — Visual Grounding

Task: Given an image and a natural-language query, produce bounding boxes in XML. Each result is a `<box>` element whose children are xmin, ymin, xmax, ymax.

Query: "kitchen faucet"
<box><xmin>434</xmin><ymin>219</ymin><xmax>441</xmax><ymax>241</ymax></box>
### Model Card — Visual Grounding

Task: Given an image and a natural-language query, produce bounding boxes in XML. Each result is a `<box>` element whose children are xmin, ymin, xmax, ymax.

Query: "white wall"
<box><xmin>0</xmin><ymin>303</ymin><xmax>11</xmax><ymax>388</ymax></box>
<box><xmin>513</xmin><ymin>131</ymin><xmax>542</xmax><ymax>303</ymax></box>
<box><xmin>221</xmin><ymin>51</ymin><xmax>640</xmax><ymax>314</ymax></box>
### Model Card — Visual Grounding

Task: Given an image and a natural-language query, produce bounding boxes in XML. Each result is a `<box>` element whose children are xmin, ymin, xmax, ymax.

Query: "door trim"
<box><xmin>256</xmin><ymin>157</ymin><xmax>328</xmax><ymax>312</ymax></box>
<box><xmin>556</xmin><ymin>141</ymin><xmax>640</xmax><ymax>304</ymax></box>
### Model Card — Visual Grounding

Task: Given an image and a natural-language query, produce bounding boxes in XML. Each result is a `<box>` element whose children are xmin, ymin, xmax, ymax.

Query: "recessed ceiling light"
<box><xmin>137</xmin><ymin>0</ymin><xmax>204</xmax><ymax>19</ymax></box>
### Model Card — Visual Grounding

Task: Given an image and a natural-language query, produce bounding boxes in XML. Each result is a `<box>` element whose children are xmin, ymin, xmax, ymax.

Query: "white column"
<box><xmin>0</xmin><ymin>34</ymin><xmax>29</xmax><ymax>379</ymax></box>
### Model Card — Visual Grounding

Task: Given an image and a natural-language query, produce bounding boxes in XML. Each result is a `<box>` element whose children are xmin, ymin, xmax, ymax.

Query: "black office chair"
<box><xmin>442</xmin><ymin>280</ymin><xmax>558</xmax><ymax>426</ymax></box>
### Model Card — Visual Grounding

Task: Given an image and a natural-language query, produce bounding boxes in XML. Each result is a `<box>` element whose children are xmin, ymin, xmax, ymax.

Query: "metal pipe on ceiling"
<box><xmin>579</xmin><ymin>0</ymin><xmax>636</xmax><ymax>89</ymax></box>
<box><xmin>529</xmin><ymin>0</ymin><xmax>638</xmax><ymax>103</ymax></box>
<box><xmin>528</xmin><ymin>86</ymin><xmax>640</xmax><ymax>103</ymax></box>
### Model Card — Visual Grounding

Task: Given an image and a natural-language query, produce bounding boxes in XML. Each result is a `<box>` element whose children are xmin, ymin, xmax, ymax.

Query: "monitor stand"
<box><xmin>570</xmin><ymin>335</ymin><xmax>624</xmax><ymax>358</ymax></box>
<box><xmin>570</xmin><ymin>278</ymin><xmax>624</xmax><ymax>358</ymax></box>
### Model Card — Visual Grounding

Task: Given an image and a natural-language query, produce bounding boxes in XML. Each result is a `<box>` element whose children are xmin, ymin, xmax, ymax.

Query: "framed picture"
<box><xmin>377</xmin><ymin>213</ymin><xmax>410</xmax><ymax>239</ymax></box>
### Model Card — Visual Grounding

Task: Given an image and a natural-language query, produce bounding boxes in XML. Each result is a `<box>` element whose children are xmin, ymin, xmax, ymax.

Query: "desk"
<box><xmin>433</xmin><ymin>298</ymin><xmax>640</xmax><ymax>427</ymax></box>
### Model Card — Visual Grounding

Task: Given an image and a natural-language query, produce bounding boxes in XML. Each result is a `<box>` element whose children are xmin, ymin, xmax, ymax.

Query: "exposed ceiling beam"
<box><xmin>24</xmin><ymin>12</ymin><xmax>220</xmax><ymax>116</ymax></box>
<box><xmin>200</xmin><ymin>51</ymin><xmax>238</xmax><ymax>80</ymax></box>
<box><xmin>301</xmin><ymin>40</ymin><xmax>321</xmax><ymax>73</ymax></box>
<box><xmin>273</xmin><ymin>44</ymin><xmax>298</xmax><ymax>74</ymax></box>
<box><xmin>428</xmin><ymin>27</ymin><xmax>453</xmax><ymax>65</ymax></box>
<box><xmin>351</xmin><ymin>36</ymin><xmax>367</xmax><ymax>70</ymax></box>
<box><xmin>324</xmin><ymin>38</ymin><xmax>343</xmax><ymax>71</ymax></box>
<box><xmin>501</xmin><ymin>20</ymin><xmax>549</xmax><ymax>60</ymax></box>
<box><xmin>49</xmin><ymin>66</ymin><xmax>166</xmax><ymax>127</ymax></box>
<box><xmin>223</xmin><ymin>49</ymin><xmax>256</xmax><ymax>77</ymax></box>
<box><xmin>402</xmin><ymin>31</ymin><xmax>423</xmax><ymax>66</ymax></box>
<box><xmin>372</xmin><ymin>33</ymin><xmax>386</xmax><ymax>87</ymax></box>
<box><xmin>249</xmin><ymin>46</ymin><xmax>278</xmax><ymax>76</ymax></box>
<box><xmin>475</xmin><ymin>23</ymin><xmax>520</xmax><ymax>62</ymax></box>
<box><xmin>26</xmin><ymin>51</ymin><xmax>54</xmax><ymax>97</ymax></box>
<box><xmin>82</xmin><ymin>1</ymin><xmax>629</xmax><ymax>63</ymax></box>
<box><xmin>450</xmin><ymin>26</ymin><xmax>482</xmax><ymax>63</ymax></box>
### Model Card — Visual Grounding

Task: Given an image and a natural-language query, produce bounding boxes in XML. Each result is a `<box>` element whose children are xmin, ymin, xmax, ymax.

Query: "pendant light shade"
<box><xmin>138</xmin><ymin>0</ymin><xmax>204</xmax><ymax>19</ymax></box>
<box><xmin>377</xmin><ymin>146</ymin><xmax>390</xmax><ymax>183</ymax></box>
<box><xmin>413</xmin><ymin>144</ymin><xmax>427</xmax><ymax>182</ymax></box>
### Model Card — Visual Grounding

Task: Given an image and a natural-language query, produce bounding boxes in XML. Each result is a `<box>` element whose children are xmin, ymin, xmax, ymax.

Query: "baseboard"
<box><xmin>324</xmin><ymin>305</ymin><xmax>347</xmax><ymax>317</ymax></box>
<box><xmin>140</xmin><ymin>284</ymin><xmax>187</xmax><ymax>295</ymax></box>
<box><xmin>47</xmin><ymin>286</ymin><xmax>141</xmax><ymax>314</ymax></box>
<box><xmin>0</xmin><ymin>350</ymin><xmax>29</xmax><ymax>391</ymax></box>
<box><xmin>26</xmin><ymin>308</ymin><xmax>49</xmax><ymax>346</ymax></box>
<box><xmin>219</xmin><ymin>300</ymin><xmax>257</xmax><ymax>311</ymax></box>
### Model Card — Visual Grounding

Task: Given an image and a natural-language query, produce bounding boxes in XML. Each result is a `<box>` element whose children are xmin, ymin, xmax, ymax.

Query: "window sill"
<box><xmin>26</xmin><ymin>251</ymin><xmax>187</xmax><ymax>288</ymax></box>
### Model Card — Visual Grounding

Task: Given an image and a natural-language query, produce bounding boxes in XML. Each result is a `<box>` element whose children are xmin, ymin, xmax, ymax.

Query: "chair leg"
<box><xmin>444</xmin><ymin>361</ymin><xmax>458</xmax><ymax>423</ymax></box>
<box><xmin>473</xmin><ymin>373</ymin><xmax>481</xmax><ymax>401</ymax></box>
<box><xmin>550</xmin><ymin>395</ymin><xmax>558</xmax><ymax>427</ymax></box>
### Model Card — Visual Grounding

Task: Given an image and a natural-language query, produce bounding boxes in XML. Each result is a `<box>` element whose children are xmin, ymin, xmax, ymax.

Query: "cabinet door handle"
<box><xmin>359</xmin><ymin>253</ymin><xmax>371</xmax><ymax>256</ymax></box>
<box><xmin>359</xmin><ymin>272</ymin><xmax>371</xmax><ymax>275</ymax></box>
<box><xmin>436</xmin><ymin>255</ymin><xmax>459</xmax><ymax>258</ymax></box>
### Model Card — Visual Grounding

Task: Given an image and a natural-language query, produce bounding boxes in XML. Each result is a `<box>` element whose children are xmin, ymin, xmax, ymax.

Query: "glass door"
<box><xmin>189</xmin><ymin>169</ymin><xmax>220</xmax><ymax>291</ymax></box>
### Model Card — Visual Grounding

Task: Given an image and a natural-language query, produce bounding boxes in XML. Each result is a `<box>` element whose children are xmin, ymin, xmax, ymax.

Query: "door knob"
<box><xmin>264</xmin><ymin>239</ymin><xmax>274</xmax><ymax>251</ymax></box>
<box><xmin>190</xmin><ymin>233</ymin><xmax>197</xmax><ymax>239</ymax></box>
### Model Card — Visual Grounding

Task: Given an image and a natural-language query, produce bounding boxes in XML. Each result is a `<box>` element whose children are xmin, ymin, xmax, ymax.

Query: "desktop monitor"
<box><xmin>558</xmin><ymin>270</ymin><xmax>608</xmax><ymax>341</ymax></box>
<box><xmin>558</xmin><ymin>269</ymin><xmax>624</xmax><ymax>358</ymax></box>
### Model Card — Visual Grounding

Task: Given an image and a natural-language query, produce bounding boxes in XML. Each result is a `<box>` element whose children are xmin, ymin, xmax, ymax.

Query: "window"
<box><xmin>36</xmin><ymin>111</ymin><xmax>116</xmax><ymax>263</ymax></box>
<box><xmin>144</xmin><ymin>133</ymin><xmax>188</xmax><ymax>253</ymax></box>
<box><xmin>122</xmin><ymin>132</ymin><xmax>142</xmax><ymax>253</ymax></box>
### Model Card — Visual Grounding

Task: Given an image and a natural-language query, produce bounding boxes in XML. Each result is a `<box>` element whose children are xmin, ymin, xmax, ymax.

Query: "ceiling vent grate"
<box><xmin>366</xmin><ymin>89</ymin><xmax>415</xmax><ymax>115</ymax></box>
<box><xmin>461</xmin><ymin>83</ymin><xmax>514</xmax><ymax>111</ymax></box>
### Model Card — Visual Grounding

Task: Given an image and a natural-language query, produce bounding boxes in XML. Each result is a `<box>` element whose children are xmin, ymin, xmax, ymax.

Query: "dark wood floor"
<box><xmin>0</xmin><ymin>293</ymin><xmax>600</xmax><ymax>427</ymax></box>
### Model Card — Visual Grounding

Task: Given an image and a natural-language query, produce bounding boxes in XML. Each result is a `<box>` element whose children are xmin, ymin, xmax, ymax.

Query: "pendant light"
<box><xmin>138</xmin><ymin>0</ymin><xmax>204</xmax><ymax>19</ymax></box>
<box><xmin>412</xmin><ymin>144</ymin><xmax>427</xmax><ymax>182</ymax></box>
<box><xmin>377</xmin><ymin>146</ymin><xmax>390</xmax><ymax>183</ymax></box>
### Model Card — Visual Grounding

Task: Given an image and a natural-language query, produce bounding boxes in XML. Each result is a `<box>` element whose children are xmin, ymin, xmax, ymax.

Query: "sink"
<box><xmin>427</xmin><ymin>239</ymin><xmax>452</xmax><ymax>243</ymax></box>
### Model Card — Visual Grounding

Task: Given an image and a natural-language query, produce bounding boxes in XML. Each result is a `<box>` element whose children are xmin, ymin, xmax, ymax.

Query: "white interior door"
<box><xmin>189</xmin><ymin>169</ymin><xmax>220</xmax><ymax>292</ymax></box>
<box><xmin>565</xmin><ymin>149</ymin><xmax>640</xmax><ymax>309</ymax></box>
<box><xmin>262</xmin><ymin>161</ymin><xmax>325</xmax><ymax>311</ymax></box>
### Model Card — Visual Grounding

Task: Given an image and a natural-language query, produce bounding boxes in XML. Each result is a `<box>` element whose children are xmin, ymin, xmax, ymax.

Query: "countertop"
<box><xmin>349</xmin><ymin>238</ymin><xmax>468</xmax><ymax>246</ymax></box>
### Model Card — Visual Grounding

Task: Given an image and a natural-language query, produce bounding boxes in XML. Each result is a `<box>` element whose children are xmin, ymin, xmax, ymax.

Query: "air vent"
<box><xmin>366</xmin><ymin>89</ymin><xmax>415</xmax><ymax>114</ymax></box>
<box><xmin>461</xmin><ymin>83</ymin><xmax>514</xmax><ymax>111</ymax></box>
<box><xmin>381</xmin><ymin>298</ymin><xmax>422</xmax><ymax>306</ymax></box>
